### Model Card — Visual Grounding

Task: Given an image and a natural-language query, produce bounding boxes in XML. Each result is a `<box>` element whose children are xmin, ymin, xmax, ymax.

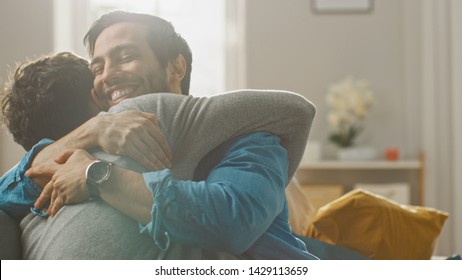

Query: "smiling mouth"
<box><xmin>110</xmin><ymin>87</ymin><xmax>137</xmax><ymax>102</ymax></box>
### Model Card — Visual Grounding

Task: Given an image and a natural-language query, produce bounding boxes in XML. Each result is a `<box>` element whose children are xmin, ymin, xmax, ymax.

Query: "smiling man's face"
<box><xmin>91</xmin><ymin>22</ymin><xmax>172</xmax><ymax>108</ymax></box>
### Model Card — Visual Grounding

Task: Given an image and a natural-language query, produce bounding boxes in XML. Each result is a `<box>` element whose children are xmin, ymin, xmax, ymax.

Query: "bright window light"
<box><xmin>55</xmin><ymin>0</ymin><xmax>228</xmax><ymax>96</ymax></box>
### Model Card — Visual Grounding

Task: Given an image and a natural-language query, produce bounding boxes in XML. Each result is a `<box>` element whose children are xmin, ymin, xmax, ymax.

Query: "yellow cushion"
<box><xmin>306</xmin><ymin>189</ymin><xmax>448</xmax><ymax>259</ymax></box>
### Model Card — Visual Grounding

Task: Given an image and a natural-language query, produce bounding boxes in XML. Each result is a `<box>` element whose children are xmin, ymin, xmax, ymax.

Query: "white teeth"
<box><xmin>111</xmin><ymin>87</ymin><xmax>134</xmax><ymax>101</ymax></box>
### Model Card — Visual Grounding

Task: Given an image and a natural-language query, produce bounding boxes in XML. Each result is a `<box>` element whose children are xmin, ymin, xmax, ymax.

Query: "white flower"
<box><xmin>326</xmin><ymin>76</ymin><xmax>374</xmax><ymax>147</ymax></box>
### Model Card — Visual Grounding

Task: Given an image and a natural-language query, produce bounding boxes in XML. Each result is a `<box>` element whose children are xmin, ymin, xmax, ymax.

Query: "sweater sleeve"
<box><xmin>108</xmin><ymin>90</ymin><xmax>316</xmax><ymax>181</ymax></box>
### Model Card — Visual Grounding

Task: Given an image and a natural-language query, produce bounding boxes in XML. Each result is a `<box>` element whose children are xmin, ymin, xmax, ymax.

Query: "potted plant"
<box><xmin>326</xmin><ymin>76</ymin><xmax>375</xmax><ymax>160</ymax></box>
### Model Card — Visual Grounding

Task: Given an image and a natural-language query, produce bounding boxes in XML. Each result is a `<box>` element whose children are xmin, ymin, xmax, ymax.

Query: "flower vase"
<box><xmin>337</xmin><ymin>146</ymin><xmax>377</xmax><ymax>161</ymax></box>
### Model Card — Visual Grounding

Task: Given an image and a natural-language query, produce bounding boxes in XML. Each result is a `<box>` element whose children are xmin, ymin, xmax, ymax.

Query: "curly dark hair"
<box><xmin>0</xmin><ymin>52</ymin><xmax>94</xmax><ymax>151</ymax></box>
<box><xmin>83</xmin><ymin>11</ymin><xmax>192</xmax><ymax>95</ymax></box>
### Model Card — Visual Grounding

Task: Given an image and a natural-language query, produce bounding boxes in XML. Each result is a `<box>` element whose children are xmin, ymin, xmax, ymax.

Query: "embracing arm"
<box><xmin>95</xmin><ymin>132</ymin><xmax>288</xmax><ymax>254</ymax></box>
<box><xmin>29</xmin><ymin>110</ymin><xmax>171</xmax><ymax>188</ymax></box>
<box><xmin>0</xmin><ymin>139</ymin><xmax>52</xmax><ymax>220</ymax></box>
<box><xmin>26</xmin><ymin>90</ymin><xmax>314</xmax><ymax>253</ymax></box>
<box><xmin>29</xmin><ymin>132</ymin><xmax>287</xmax><ymax>254</ymax></box>
<box><xmin>139</xmin><ymin>132</ymin><xmax>288</xmax><ymax>254</ymax></box>
<box><xmin>0</xmin><ymin>110</ymin><xmax>170</xmax><ymax>218</ymax></box>
<box><xmin>111</xmin><ymin>90</ymin><xmax>316</xmax><ymax>181</ymax></box>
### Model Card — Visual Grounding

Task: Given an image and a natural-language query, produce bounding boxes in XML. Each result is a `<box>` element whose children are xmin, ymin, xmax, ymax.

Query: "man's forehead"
<box><xmin>92</xmin><ymin>22</ymin><xmax>149</xmax><ymax>57</ymax></box>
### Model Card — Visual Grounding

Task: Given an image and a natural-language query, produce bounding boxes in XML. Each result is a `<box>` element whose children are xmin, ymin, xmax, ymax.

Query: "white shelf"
<box><xmin>298</xmin><ymin>160</ymin><xmax>421</xmax><ymax>170</ymax></box>
<box><xmin>296</xmin><ymin>155</ymin><xmax>425</xmax><ymax>205</ymax></box>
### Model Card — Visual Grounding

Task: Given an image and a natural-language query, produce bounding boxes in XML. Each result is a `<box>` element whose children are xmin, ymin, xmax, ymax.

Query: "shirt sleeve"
<box><xmin>140</xmin><ymin>132</ymin><xmax>288</xmax><ymax>254</ymax></box>
<box><xmin>0</xmin><ymin>139</ymin><xmax>53</xmax><ymax>220</ymax></box>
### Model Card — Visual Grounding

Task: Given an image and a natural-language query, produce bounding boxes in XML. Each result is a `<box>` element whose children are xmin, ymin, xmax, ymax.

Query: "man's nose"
<box><xmin>101</xmin><ymin>62</ymin><xmax>120</xmax><ymax>85</ymax></box>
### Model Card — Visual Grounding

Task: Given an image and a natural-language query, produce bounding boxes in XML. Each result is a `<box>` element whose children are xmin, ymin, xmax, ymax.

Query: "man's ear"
<box><xmin>167</xmin><ymin>54</ymin><xmax>187</xmax><ymax>94</ymax></box>
<box><xmin>170</xmin><ymin>54</ymin><xmax>187</xmax><ymax>81</ymax></box>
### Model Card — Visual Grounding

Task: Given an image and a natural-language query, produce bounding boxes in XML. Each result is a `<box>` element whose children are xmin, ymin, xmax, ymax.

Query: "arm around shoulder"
<box><xmin>204</xmin><ymin>90</ymin><xmax>316</xmax><ymax>180</ymax></box>
<box><xmin>122</xmin><ymin>91</ymin><xmax>316</xmax><ymax>181</ymax></box>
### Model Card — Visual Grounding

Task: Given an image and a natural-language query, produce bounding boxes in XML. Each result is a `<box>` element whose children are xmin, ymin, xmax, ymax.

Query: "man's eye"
<box><xmin>92</xmin><ymin>66</ymin><xmax>103</xmax><ymax>75</ymax></box>
<box><xmin>120</xmin><ymin>54</ymin><xmax>135</xmax><ymax>62</ymax></box>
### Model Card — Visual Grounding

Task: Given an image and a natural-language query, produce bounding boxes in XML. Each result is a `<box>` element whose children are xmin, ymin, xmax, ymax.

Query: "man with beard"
<box><xmin>1</xmin><ymin>12</ymin><xmax>317</xmax><ymax>259</ymax></box>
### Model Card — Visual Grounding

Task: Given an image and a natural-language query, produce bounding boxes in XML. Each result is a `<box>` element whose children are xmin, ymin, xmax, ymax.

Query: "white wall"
<box><xmin>0</xmin><ymin>0</ymin><xmax>54</xmax><ymax>172</ymax></box>
<box><xmin>245</xmin><ymin>0</ymin><xmax>421</xmax><ymax>159</ymax></box>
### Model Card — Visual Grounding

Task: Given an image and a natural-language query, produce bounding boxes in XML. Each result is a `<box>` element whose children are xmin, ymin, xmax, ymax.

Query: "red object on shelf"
<box><xmin>385</xmin><ymin>148</ymin><xmax>399</xmax><ymax>161</ymax></box>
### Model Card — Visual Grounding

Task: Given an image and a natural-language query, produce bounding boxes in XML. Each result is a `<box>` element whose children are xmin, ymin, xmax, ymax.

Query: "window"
<box><xmin>54</xmin><ymin>0</ymin><xmax>245</xmax><ymax>96</ymax></box>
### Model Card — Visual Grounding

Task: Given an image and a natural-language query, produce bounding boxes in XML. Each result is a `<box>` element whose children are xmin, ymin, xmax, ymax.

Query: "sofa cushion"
<box><xmin>306</xmin><ymin>189</ymin><xmax>448</xmax><ymax>259</ymax></box>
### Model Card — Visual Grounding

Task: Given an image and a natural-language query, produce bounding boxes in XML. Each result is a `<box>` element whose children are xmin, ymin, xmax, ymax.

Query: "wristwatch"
<box><xmin>85</xmin><ymin>159</ymin><xmax>113</xmax><ymax>199</ymax></box>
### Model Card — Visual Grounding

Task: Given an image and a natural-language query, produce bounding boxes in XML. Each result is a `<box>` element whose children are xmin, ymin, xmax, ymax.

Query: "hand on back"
<box><xmin>94</xmin><ymin>110</ymin><xmax>172</xmax><ymax>171</ymax></box>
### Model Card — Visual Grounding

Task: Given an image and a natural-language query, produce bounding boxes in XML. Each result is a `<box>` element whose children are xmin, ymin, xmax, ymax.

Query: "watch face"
<box><xmin>87</xmin><ymin>160</ymin><xmax>111</xmax><ymax>185</ymax></box>
<box><xmin>86</xmin><ymin>160</ymin><xmax>111</xmax><ymax>200</ymax></box>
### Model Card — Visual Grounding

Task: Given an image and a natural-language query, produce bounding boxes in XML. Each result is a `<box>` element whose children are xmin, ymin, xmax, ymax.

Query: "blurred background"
<box><xmin>0</xmin><ymin>0</ymin><xmax>460</xmax><ymax>256</ymax></box>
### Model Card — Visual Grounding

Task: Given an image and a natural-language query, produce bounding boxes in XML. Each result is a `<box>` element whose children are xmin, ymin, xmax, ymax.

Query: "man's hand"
<box><xmin>94</xmin><ymin>110</ymin><xmax>172</xmax><ymax>171</ymax></box>
<box><xmin>26</xmin><ymin>149</ymin><xmax>95</xmax><ymax>217</ymax></box>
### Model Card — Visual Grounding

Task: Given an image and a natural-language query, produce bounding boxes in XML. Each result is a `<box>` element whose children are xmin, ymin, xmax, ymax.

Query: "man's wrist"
<box><xmin>76</xmin><ymin>116</ymin><xmax>101</xmax><ymax>150</ymax></box>
<box><xmin>86</xmin><ymin>159</ymin><xmax>113</xmax><ymax>199</ymax></box>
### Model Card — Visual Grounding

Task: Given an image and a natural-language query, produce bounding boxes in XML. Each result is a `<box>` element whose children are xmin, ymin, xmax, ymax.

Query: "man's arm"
<box><xmin>3</xmin><ymin>90</ymin><xmax>314</xmax><ymax>221</ymax></box>
<box><xmin>111</xmin><ymin>90</ymin><xmax>316</xmax><ymax>181</ymax></box>
<box><xmin>29</xmin><ymin>149</ymin><xmax>154</xmax><ymax>219</ymax></box>
<box><xmin>30</xmin><ymin>88</ymin><xmax>314</xmax><ymax>224</ymax></box>
<box><xmin>29</xmin><ymin>132</ymin><xmax>288</xmax><ymax>254</ymax></box>
<box><xmin>0</xmin><ymin>139</ymin><xmax>52</xmax><ymax>220</ymax></box>
<box><xmin>35</xmin><ymin>90</ymin><xmax>314</xmax><ymax>220</ymax></box>
<box><xmin>0</xmin><ymin>110</ymin><xmax>170</xmax><ymax>219</ymax></box>
<box><xmin>141</xmin><ymin>132</ymin><xmax>289</xmax><ymax>254</ymax></box>
<box><xmin>31</xmin><ymin>110</ymin><xmax>172</xmax><ymax>180</ymax></box>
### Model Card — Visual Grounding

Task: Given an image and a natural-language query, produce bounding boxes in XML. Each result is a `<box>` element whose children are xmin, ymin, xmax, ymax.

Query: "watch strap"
<box><xmin>88</xmin><ymin>182</ymin><xmax>101</xmax><ymax>199</ymax></box>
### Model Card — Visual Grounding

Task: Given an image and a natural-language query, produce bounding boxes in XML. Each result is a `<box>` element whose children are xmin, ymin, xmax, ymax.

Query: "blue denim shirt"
<box><xmin>0</xmin><ymin>138</ymin><xmax>53</xmax><ymax>220</ymax></box>
<box><xmin>0</xmin><ymin>133</ymin><xmax>317</xmax><ymax>259</ymax></box>
<box><xmin>140</xmin><ymin>132</ymin><xmax>318</xmax><ymax>259</ymax></box>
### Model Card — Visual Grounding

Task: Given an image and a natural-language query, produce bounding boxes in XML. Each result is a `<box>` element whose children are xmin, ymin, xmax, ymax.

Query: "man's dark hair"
<box><xmin>0</xmin><ymin>52</ymin><xmax>94</xmax><ymax>151</ymax></box>
<box><xmin>84</xmin><ymin>11</ymin><xmax>192</xmax><ymax>95</ymax></box>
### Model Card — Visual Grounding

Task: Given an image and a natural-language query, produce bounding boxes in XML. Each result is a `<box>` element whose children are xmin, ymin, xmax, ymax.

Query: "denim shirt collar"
<box><xmin>12</xmin><ymin>138</ymin><xmax>54</xmax><ymax>184</ymax></box>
